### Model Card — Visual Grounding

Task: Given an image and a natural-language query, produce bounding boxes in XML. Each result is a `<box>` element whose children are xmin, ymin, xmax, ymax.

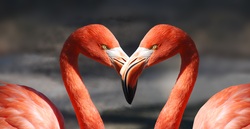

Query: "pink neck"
<box><xmin>60</xmin><ymin>42</ymin><xmax>104</xmax><ymax>129</ymax></box>
<box><xmin>155</xmin><ymin>42</ymin><xmax>199</xmax><ymax>129</ymax></box>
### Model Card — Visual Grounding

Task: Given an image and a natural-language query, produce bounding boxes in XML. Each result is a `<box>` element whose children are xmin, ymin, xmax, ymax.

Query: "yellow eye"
<box><xmin>151</xmin><ymin>44</ymin><xmax>158</xmax><ymax>50</ymax></box>
<box><xmin>101</xmin><ymin>44</ymin><xmax>109</xmax><ymax>50</ymax></box>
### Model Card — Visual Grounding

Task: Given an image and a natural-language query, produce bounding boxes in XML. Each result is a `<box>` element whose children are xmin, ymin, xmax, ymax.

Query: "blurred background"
<box><xmin>0</xmin><ymin>0</ymin><xmax>250</xmax><ymax>128</ymax></box>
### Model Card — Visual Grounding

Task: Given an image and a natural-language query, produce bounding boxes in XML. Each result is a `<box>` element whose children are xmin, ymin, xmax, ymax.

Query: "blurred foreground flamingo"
<box><xmin>0</xmin><ymin>24</ymin><xmax>128</xmax><ymax>129</ymax></box>
<box><xmin>120</xmin><ymin>24</ymin><xmax>250</xmax><ymax>129</ymax></box>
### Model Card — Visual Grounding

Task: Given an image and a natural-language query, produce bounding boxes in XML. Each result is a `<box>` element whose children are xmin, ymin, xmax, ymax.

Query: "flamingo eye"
<box><xmin>151</xmin><ymin>44</ymin><xmax>158</xmax><ymax>50</ymax></box>
<box><xmin>101</xmin><ymin>44</ymin><xmax>109</xmax><ymax>50</ymax></box>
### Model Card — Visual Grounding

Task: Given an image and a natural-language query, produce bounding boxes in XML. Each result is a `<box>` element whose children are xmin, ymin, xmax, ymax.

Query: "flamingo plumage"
<box><xmin>120</xmin><ymin>24</ymin><xmax>250</xmax><ymax>129</ymax></box>
<box><xmin>0</xmin><ymin>24</ymin><xmax>128</xmax><ymax>129</ymax></box>
<box><xmin>0</xmin><ymin>82</ymin><xmax>64</xmax><ymax>129</ymax></box>
<box><xmin>194</xmin><ymin>84</ymin><xmax>250</xmax><ymax>129</ymax></box>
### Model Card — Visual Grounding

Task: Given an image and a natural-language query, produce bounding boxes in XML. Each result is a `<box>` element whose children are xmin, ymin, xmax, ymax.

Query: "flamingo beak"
<box><xmin>106</xmin><ymin>47</ymin><xmax>129</xmax><ymax>74</ymax></box>
<box><xmin>120</xmin><ymin>47</ymin><xmax>153</xmax><ymax>104</ymax></box>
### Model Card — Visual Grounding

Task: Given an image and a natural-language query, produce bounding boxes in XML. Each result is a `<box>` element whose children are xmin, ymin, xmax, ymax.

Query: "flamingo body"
<box><xmin>0</xmin><ymin>82</ymin><xmax>64</xmax><ymax>129</ymax></box>
<box><xmin>194</xmin><ymin>84</ymin><xmax>250</xmax><ymax>129</ymax></box>
<box><xmin>0</xmin><ymin>24</ymin><xmax>128</xmax><ymax>129</ymax></box>
<box><xmin>120</xmin><ymin>24</ymin><xmax>250</xmax><ymax>129</ymax></box>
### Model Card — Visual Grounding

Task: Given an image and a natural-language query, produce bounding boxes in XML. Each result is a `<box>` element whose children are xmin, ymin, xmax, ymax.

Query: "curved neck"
<box><xmin>60</xmin><ymin>41</ymin><xmax>104</xmax><ymax>129</ymax></box>
<box><xmin>155</xmin><ymin>42</ymin><xmax>199</xmax><ymax>129</ymax></box>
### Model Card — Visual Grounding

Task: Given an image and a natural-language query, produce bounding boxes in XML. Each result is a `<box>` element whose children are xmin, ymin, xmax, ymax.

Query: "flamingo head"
<box><xmin>120</xmin><ymin>24</ymin><xmax>190</xmax><ymax>104</ymax></box>
<box><xmin>68</xmin><ymin>24</ymin><xmax>129</xmax><ymax>73</ymax></box>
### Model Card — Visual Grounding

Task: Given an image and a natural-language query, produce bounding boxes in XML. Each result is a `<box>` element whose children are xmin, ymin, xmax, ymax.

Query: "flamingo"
<box><xmin>120</xmin><ymin>24</ymin><xmax>250</xmax><ymax>129</ymax></box>
<box><xmin>0</xmin><ymin>24</ymin><xmax>128</xmax><ymax>129</ymax></box>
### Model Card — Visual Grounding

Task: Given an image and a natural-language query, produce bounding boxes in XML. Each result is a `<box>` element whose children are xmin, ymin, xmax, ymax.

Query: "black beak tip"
<box><xmin>121</xmin><ymin>79</ymin><xmax>137</xmax><ymax>105</ymax></box>
<box><xmin>126</xmin><ymin>96</ymin><xmax>133</xmax><ymax>105</ymax></box>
